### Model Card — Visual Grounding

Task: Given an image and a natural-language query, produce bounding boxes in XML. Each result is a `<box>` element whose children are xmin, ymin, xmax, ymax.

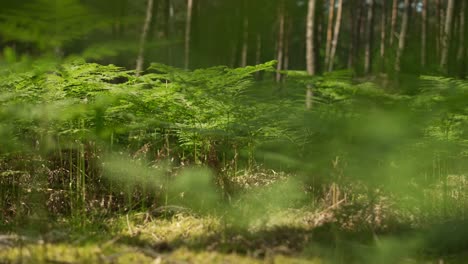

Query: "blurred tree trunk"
<box><xmin>438</xmin><ymin>0</ymin><xmax>446</xmax><ymax>62</ymax></box>
<box><xmin>457</xmin><ymin>0</ymin><xmax>466</xmax><ymax>77</ymax></box>
<box><xmin>380</xmin><ymin>0</ymin><xmax>387</xmax><ymax>72</ymax></box>
<box><xmin>164</xmin><ymin>0</ymin><xmax>174</xmax><ymax>64</ymax></box>
<box><xmin>276</xmin><ymin>0</ymin><xmax>285</xmax><ymax>83</ymax></box>
<box><xmin>316</xmin><ymin>0</ymin><xmax>324</xmax><ymax>73</ymax></box>
<box><xmin>306</xmin><ymin>0</ymin><xmax>317</xmax><ymax>109</ymax></box>
<box><xmin>184</xmin><ymin>0</ymin><xmax>193</xmax><ymax>69</ymax></box>
<box><xmin>325</xmin><ymin>0</ymin><xmax>335</xmax><ymax>68</ymax></box>
<box><xmin>348</xmin><ymin>0</ymin><xmax>356</xmax><ymax>68</ymax></box>
<box><xmin>349</xmin><ymin>0</ymin><xmax>364</xmax><ymax>70</ymax></box>
<box><xmin>389</xmin><ymin>0</ymin><xmax>398</xmax><ymax>46</ymax></box>
<box><xmin>113</xmin><ymin>0</ymin><xmax>128</xmax><ymax>37</ymax></box>
<box><xmin>284</xmin><ymin>18</ymin><xmax>291</xmax><ymax>75</ymax></box>
<box><xmin>255</xmin><ymin>34</ymin><xmax>262</xmax><ymax>78</ymax></box>
<box><xmin>440</xmin><ymin>0</ymin><xmax>455</xmax><ymax>73</ymax></box>
<box><xmin>163</xmin><ymin>0</ymin><xmax>173</xmax><ymax>39</ymax></box>
<box><xmin>240</xmin><ymin>0</ymin><xmax>249</xmax><ymax>67</ymax></box>
<box><xmin>436</xmin><ymin>0</ymin><xmax>441</xmax><ymax>59</ymax></box>
<box><xmin>439</xmin><ymin>0</ymin><xmax>446</xmax><ymax>68</ymax></box>
<box><xmin>148</xmin><ymin>0</ymin><xmax>160</xmax><ymax>41</ymax></box>
<box><xmin>421</xmin><ymin>0</ymin><xmax>427</xmax><ymax>69</ymax></box>
<box><xmin>364</xmin><ymin>0</ymin><xmax>374</xmax><ymax>75</ymax></box>
<box><xmin>328</xmin><ymin>0</ymin><xmax>343</xmax><ymax>72</ymax></box>
<box><xmin>136</xmin><ymin>0</ymin><xmax>155</xmax><ymax>76</ymax></box>
<box><xmin>395</xmin><ymin>0</ymin><xmax>410</xmax><ymax>73</ymax></box>
<box><xmin>241</xmin><ymin>16</ymin><xmax>249</xmax><ymax>67</ymax></box>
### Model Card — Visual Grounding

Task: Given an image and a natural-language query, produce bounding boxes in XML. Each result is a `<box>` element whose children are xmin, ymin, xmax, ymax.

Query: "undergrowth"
<box><xmin>0</xmin><ymin>59</ymin><xmax>468</xmax><ymax>262</ymax></box>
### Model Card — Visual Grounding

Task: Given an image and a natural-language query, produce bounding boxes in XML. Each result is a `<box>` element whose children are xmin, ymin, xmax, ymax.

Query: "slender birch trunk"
<box><xmin>306</xmin><ymin>0</ymin><xmax>316</xmax><ymax>109</ymax></box>
<box><xmin>390</xmin><ymin>0</ymin><xmax>398</xmax><ymax>46</ymax></box>
<box><xmin>380</xmin><ymin>0</ymin><xmax>387</xmax><ymax>72</ymax></box>
<box><xmin>328</xmin><ymin>0</ymin><xmax>343</xmax><ymax>72</ymax></box>
<box><xmin>166</xmin><ymin>0</ymin><xmax>174</xmax><ymax>64</ymax></box>
<box><xmin>441</xmin><ymin>0</ymin><xmax>455</xmax><ymax>72</ymax></box>
<box><xmin>421</xmin><ymin>0</ymin><xmax>427</xmax><ymax>69</ymax></box>
<box><xmin>364</xmin><ymin>0</ymin><xmax>374</xmax><ymax>75</ymax></box>
<box><xmin>395</xmin><ymin>0</ymin><xmax>410</xmax><ymax>73</ymax></box>
<box><xmin>348</xmin><ymin>0</ymin><xmax>356</xmax><ymax>68</ymax></box>
<box><xmin>136</xmin><ymin>0</ymin><xmax>154</xmax><ymax>76</ymax></box>
<box><xmin>316</xmin><ymin>0</ymin><xmax>324</xmax><ymax>72</ymax></box>
<box><xmin>276</xmin><ymin>1</ymin><xmax>285</xmax><ymax>83</ymax></box>
<box><xmin>439</xmin><ymin>1</ymin><xmax>446</xmax><ymax>67</ymax></box>
<box><xmin>284</xmin><ymin>19</ymin><xmax>291</xmax><ymax>74</ymax></box>
<box><xmin>325</xmin><ymin>0</ymin><xmax>335</xmax><ymax>68</ymax></box>
<box><xmin>184</xmin><ymin>0</ymin><xmax>193</xmax><ymax>70</ymax></box>
<box><xmin>241</xmin><ymin>16</ymin><xmax>249</xmax><ymax>67</ymax></box>
<box><xmin>457</xmin><ymin>0</ymin><xmax>466</xmax><ymax>76</ymax></box>
<box><xmin>436</xmin><ymin>0</ymin><xmax>441</xmax><ymax>57</ymax></box>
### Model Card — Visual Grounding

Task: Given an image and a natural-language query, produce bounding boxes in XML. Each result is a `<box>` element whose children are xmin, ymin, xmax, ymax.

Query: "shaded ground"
<box><xmin>1</xmin><ymin>209</ymin><xmax>468</xmax><ymax>264</ymax></box>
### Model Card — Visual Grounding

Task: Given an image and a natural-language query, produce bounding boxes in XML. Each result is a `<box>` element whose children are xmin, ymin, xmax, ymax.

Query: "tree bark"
<box><xmin>284</xmin><ymin>19</ymin><xmax>291</xmax><ymax>75</ymax></box>
<box><xmin>436</xmin><ymin>0</ymin><xmax>441</xmax><ymax>58</ymax></box>
<box><xmin>255</xmin><ymin>34</ymin><xmax>262</xmax><ymax>78</ymax></box>
<box><xmin>440</xmin><ymin>0</ymin><xmax>455</xmax><ymax>72</ymax></box>
<box><xmin>348</xmin><ymin>0</ymin><xmax>356</xmax><ymax>68</ymax></box>
<box><xmin>136</xmin><ymin>0</ymin><xmax>155</xmax><ymax>76</ymax></box>
<box><xmin>276</xmin><ymin>1</ymin><xmax>285</xmax><ymax>83</ymax></box>
<box><xmin>184</xmin><ymin>0</ymin><xmax>193</xmax><ymax>70</ymax></box>
<box><xmin>349</xmin><ymin>0</ymin><xmax>364</xmax><ymax>69</ymax></box>
<box><xmin>166</xmin><ymin>0</ymin><xmax>174</xmax><ymax>64</ymax></box>
<box><xmin>148</xmin><ymin>0</ymin><xmax>160</xmax><ymax>41</ymax></box>
<box><xmin>328</xmin><ymin>0</ymin><xmax>343</xmax><ymax>72</ymax></box>
<box><xmin>395</xmin><ymin>0</ymin><xmax>410</xmax><ymax>73</ymax></box>
<box><xmin>457</xmin><ymin>0</ymin><xmax>466</xmax><ymax>77</ymax></box>
<box><xmin>306</xmin><ymin>0</ymin><xmax>317</xmax><ymax>109</ymax></box>
<box><xmin>380</xmin><ymin>0</ymin><xmax>387</xmax><ymax>72</ymax></box>
<box><xmin>421</xmin><ymin>0</ymin><xmax>427</xmax><ymax>69</ymax></box>
<box><xmin>389</xmin><ymin>0</ymin><xmax>398</xmax><ymax>46</ymax></box>
<box><xmin>325</xmin><ymin>0</ymin><xmax>336</xmax><ymax>68</ymax></box>
<box><xmin>364</xmin><ymin>0</ymin><xmax>374</xmax><ymax>75</ymax></box>
<box><xmin>241</xmin><ymin>16</ymin><xmax>249</xmax><ymax>67</ymax></box>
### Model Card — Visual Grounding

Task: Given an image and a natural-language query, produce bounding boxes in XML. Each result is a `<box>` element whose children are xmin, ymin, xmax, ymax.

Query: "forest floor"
<box><xmin>1</xmin><ymin>172</ymin><xmax>468</xmax><ymax>263</ymax></box>
<box><xmin>0</xmin><ymin>211</ymin><xmax>325</xmax><ymax>264</ymax></box>
<box><xmin>1</xmin><ymin>207</ymin><xmax>467</xmax><ymax>264</ymax></box>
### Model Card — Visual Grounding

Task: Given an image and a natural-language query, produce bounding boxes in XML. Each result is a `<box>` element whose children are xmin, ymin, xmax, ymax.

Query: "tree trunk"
<box><xmin>325</xmin><ymin>0</ymin><xmax>335</xmax><ymax>68</ymax></box>
<box><xmin>306</xmin><ymin>0</ymin><xmax>317</xmax><ymax>109</ymax></box>
<box><xmin>284</xmin><ymin>19</ymin><xmax>291</xmax><ymax>75</ymax></box>
<box><xmin>349</xmin><ymin>0</ymin><xmax>364</xmax><ymax>69</ymax></box>
<box><xmin>380</xmin><ymin>0</ymin><xmax>387</xmax><ymax>72</ymax></box>
<box><xmin>316</xmin><ymin>0</ymin><xmax>324</xmax><ymax>72</ymax></box>
<box><xmin>148</xmin><ymin>0</ymin><xmax>160</xmax><ymax>41</ymax></box>
<box><xmin>395</xmin><ymin>0</ymin><xmax>410</xmax><ymax>73</ymax></box>
<box><xmin>255</xmin><ymin>34</ymin><xmax>262</xmax><ymax>78</ymax></box>
<box><xmin>436</xmin><ymin>0</ymin><xmax>441</xmax><ymax>58</ymax></box>
<box><xmin>276</xmin><ymin>1</ymin><xmax>285</xmax><ymax>83</ymax></box>
<box><xmin>348</xmin><ymin>0</ymin><xmax>356</xmax><ymax>68</ymax></box>
<box><xmin>440</xmin><ymin>0</ymin><xmax>455</xmax><ymax>72</ymax></box>
<box><xmin>241</xmin><ymin>16</ymin><xmax>249</xmax><ymax>67</ymax></box>
<box><xmin>421</xmin><ymin>0</ymin><xmax>427</xmax><ymax>69</ymax></box>
<box><xmin>184</xmin><ymin>0</ymin><xmax>193</xmax><ymax>70</ymax></box>
<box><xmin>364</xmin><ymin>0</ymin><xmax>374</xmax><ymax>75</ymax></box>
<box><xmin>328</xmin><ymin>0</ymin><xmax>343</xmax><ymax>72</ymax></box>
<box><xmin>166</xmin><ymin>0</ymin><xmax>174</xmax><ymax>64</ymax></box>
<box><xmin>457</xmin><ymin>0</ymin><xmax>466</xmax><ymax>77</ymax></box>
<box><xmin>389</xmin><ymin>0</ymin><xmax>398</xmax><ymax>46</ymax></box>
<box><xmin>136</xmin><ymin>0</ymin><xmax>155</xmax><ymax>76</ymax></box>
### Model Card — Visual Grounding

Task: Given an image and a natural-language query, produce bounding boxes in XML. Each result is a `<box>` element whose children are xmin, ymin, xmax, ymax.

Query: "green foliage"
<box><xmin>0</xmin><ymin>58</ymin><xmax>468</xmax><ymax>262</ymax></box>
<box><xmin>0</xmin><ymin>0</ymin><xmax>104</xmax><ymax>50</ymax></box>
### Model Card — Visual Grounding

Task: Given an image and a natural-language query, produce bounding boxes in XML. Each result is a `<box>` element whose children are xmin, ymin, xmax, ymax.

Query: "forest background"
<box><xmin>0</xmin><ymin>0</ymin><xmax>468</xmax><ymax>263</ymax></box>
